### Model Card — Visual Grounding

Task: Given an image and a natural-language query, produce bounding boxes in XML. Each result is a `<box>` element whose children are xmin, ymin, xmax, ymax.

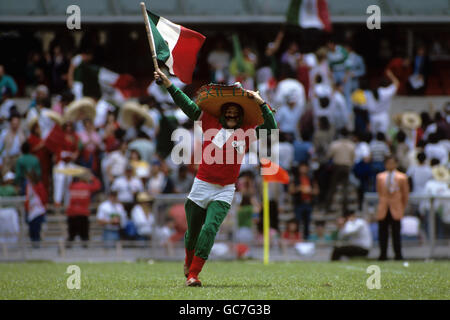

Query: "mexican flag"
<box><xmin>72</xmin><ymin>58</ymin><xmax>135</xmax><ymax>100</ymax></box>
<box><xmin>147</xmin><ymin>10</ymin><xmax>206</xmax><ymax>84</ymax></box>
<box><xmin>286</xmin><ymin>0</ymin><xmax>332</xmax><ymax>32</ymax></box>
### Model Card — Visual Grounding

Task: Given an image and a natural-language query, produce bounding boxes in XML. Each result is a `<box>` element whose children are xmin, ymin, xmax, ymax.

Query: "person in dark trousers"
<box><xmin>376</xmin><ymin>156</ymin><xmax>409</xmax><ymax>261</ymax></box>
<box><xmin>289</xmin><ymin>162</ymin><xmax>319</xmax><ymax>240</ymax></box>
<box><xmin>65</xmin><ymin>170</ymin><xmax>101</xmax><ymax>248</ymax></box>
<box><xmin>331</xmin><ymin>211</ymin><xmax>372</xmax><ymax>261</ymax></box>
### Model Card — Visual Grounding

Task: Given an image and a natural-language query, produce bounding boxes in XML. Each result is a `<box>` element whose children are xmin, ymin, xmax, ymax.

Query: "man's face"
<box><xmin>10</xmin><ymin>117</ymin><xmax>20</xmax><ymax>130</ymax></box>
<box><xmin>224</xmin><ymin>105</ymin><xmax>241</xmax><ymax>129</ymax></box>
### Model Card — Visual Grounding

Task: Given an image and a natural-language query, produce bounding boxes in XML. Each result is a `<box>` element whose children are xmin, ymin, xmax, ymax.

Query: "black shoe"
<box><xmin>394</xmin><ymin>256</ymin><xmax>403</xmax><ymax>261</ymax></box>
<box><xmin>378</xmin><ymin>256</ymin><xmax>388</xmax><ymax>261</ymax></box>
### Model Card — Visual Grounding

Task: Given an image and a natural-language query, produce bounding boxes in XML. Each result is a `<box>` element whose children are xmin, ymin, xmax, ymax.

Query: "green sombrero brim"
<box><xmin>194</xmin><ymin>84</ymin><xmax>264</xmax><ymax>127</ymax></box>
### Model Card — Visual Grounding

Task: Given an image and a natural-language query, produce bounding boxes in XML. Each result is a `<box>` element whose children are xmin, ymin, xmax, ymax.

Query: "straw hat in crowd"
<box><xmin>401</xmin><ymin>112</ymin><xmax>422</xmax><ymax>130</ymax></box>
<box><xmin>120</xmin><ymin>101</ymin><xmax>154</xmax><ymax>128</ymax></box>
<box><xmin>64</xmin><ymin>98</ymin><xmax>96</xmax><ymax>123</ymax></box>
<box><xmin>432</xmin><ymin>166</ymin><xmax>450</xmax><ymax>183</ymax></box>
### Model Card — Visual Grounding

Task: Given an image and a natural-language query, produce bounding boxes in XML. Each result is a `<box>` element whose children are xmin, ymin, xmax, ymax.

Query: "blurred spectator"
<box><xmin>386</xmin><ymin>49</ymin><xmax>411</xmax><ymax>95</ymax></box>
<box><xmin>274</xmin><ymin>65</ymin><xmax>305</xmax><ymax>118</ymax></box>
<box><xmin>353</xmin><ymin>132</ymin><xmax>372</xmax><ymax>210</ymax></box>
<box><xmin>281</xmin><ymin>41</ymin><xmax>300</xmax><ymax>74</ymax></box>
<box><xmin>278</xmin><ymin>133</ymin><xmax>294</xmax><ymax>171</ymax></box>
<box><xmin>111</xmin><ymin>164</ymin><xmax>144</xmax><ymax>214</ymax></box>
<box><xmin>408</xmin><ymin>46</ymin><xmax>430</xmax><ymax>95</ymax></box>
<box><xmin>25</xmin><ymin>171</ymin><xmax>47</xmax><ymax>247</ymax></box>
<box><xmin>419</xmin><ymin>166</ymin><xmax>450</xmax><ymax>240</ymax></box>
<box><xmin>289</xmin><ymin>162</ymin><xmax>319</xmax><ymax>240</ymax></box>
<box><xmin>425</xmin><ymin>132</ymin><xmax>448</xmax><ymax>166</ymax></box>
<box><xmin>207</xmin><ymin>38</ymin><xmax>231</xmax><ymax>84</ymax></box>
<box><xmin>293</xmin><ymin>131</ymin><xmax>314</xmax><ymax>165</ymax></box>
<box><xmin>0</xmin><ymin>171</ymin><xmax>18</xmax><ymax>196</ymax></box>
<box><xmin>370</xmin><ymin>132</ymin><xmax>390</xmax><ymax>178</ymax></box>
<box><xmin>131</xmin><ymin>192</ymin><xmax>155</xmax><ymax>240</ymax></box>
<box><xmin>394</xmin><ymin>130</ymin><xmax>411</xmax><ymax>172</ymax></box>
<box><xmin>313</xmin><ymin>116</ymin><xmax>334</xmax><ymax>164</ymax></box>
<box><xmin>0</xmin><ymin>65</ymin><xmax>18</xmax><ymax>101</ymax></box>
<box><xmin>53</xmin><ymin>121</ymin><xmax>80</xmax><ymax>206</ymax></box>
<box><xmin>309</xmin><ymin>220</ymin><xmax>333</xmax><ymax>242</ymax></box>
<box><xmin>172</xmin><ymin>164</ymin><xmax>194</xmax><ymax>194</ymax></box>
<box><xmin>96</xmin><ymin>190</ymin><xmax>127</xmax><ymax>244</ymax></box>
<box><xmin>0</xmin><ymin>114</ymin><xmax>26</xmax><ymax>175</ymax></box>
<box><xmin>78</xmin><ymin>118</ymin><xmax>102</xmax><ymax>173</ymax></box>
<box><xmin>376</xmin><ymin>156</ymin><xmax>409</xmax><ymax>260</ymax></box>
<box><xmin>343</xmin><ymin>43</ymin><xmax>366</xmax><ymax>108</ymax></box>
<box><xmin>331</xmin><ymin>211</ymin><xmax>372</xmax><ymax>261</ymax></box>
<box><xmin>27</xmin><ymin>121</ymin><xmax>51</xmax><ymax>193</ymax></box>
<box><xmin>309</xmin><ymin>47</ymin><xmax>332</xmax><ymax>92</ymax></box>
<box><xmin>407</xmin><ymin>152</ymin><xmax>433</xmax><ymax>196</ymax></box>
<box><xmin>326</xmin><ymin>39</ymin><xmax>348</xmax><ymax>84</ymax></box>
<box><xmin>65</xmin><ymin>171</ymin><xmax>101</xmax><ymax>248</ymax></box>
<box><xmin>49</xmin><ymin>45</ymin><xmax>69</xmax><ymax>94</ymax></box>
<box><xmin>28</xmin><ymin>85</ymin><xmax>49</xmax><ymax>111</ymax></box>
<box><xmin>275</xmin><ymin>90</ymin><xmax>303</xmax><ymax>138</ymax></box>
<box><xmin>367</xmin><ymin>70</ymin><xmax>399</xmax><ymax>135</ymax></box>
<box><xmin>281</xmin><ymin>219</ymin><xmax>302</xmax><ymax>253</ymax></box>
<box><xmin>103</xmin><ymin>140</ymin><xmax>128</xmax><ymax>189</ymax></box>
<box><xmin>147</xmin><ymin>159</ymin><xmax>171</xmax><ymax>195</ymax></box>
<box><xmin>15</xmin><ymin>142</ymin><xmax>41</xmax><ymax>195</ymax></box>
<box><xmin>325</xmin><ymin>128</ymin><xmax>355</xmax><ymax>213</ymax></box>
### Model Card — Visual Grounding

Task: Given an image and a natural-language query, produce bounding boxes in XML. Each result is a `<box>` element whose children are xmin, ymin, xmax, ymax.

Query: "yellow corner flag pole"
<box><xmin>263</xmin><ymin>180</ymin><xmax>270</xmax><ymax>265</ymax></box>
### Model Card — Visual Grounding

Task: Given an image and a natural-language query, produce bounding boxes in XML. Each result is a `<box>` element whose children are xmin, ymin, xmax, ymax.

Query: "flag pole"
<box><xmin>140</xmin><ymin>2</ymin><xmax>163</xmax><ymax>84</ymax></box>
<box><xmin>263</xmin><ymin>180</ymin><xmax>270</xmax><ymax>265</ymax></box>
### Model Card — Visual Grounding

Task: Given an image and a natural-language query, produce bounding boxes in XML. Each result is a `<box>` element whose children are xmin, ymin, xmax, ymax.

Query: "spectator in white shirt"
<box><xmin>331</xmin><ymin>212</ymin><xmax>372</xmax><ymax>260</ymax></box>
<box><xmin>102</xmin><ymin>140</ymin><xmax>128</xmax><ymax>192</ymax></box>
<box><xmin>207</xmin><ymin>39</ymin><xmax>231</xmax><ymax>83</ymax></box>
<box><xmin>407</xmin><ymin>152</ymin><xmax>433</xmax><ymax>196</ymax></box>
<box><xmin>111</xmin><ymin>165</ymin><xmax>144</xmax><ymax>214</ymax></box>
<box><xmin>275</xmin><ymin>92</ymin><xmax>303</xmax><ymax>139</ymax></box>
<box><xmin>96</xmin><ymin>191</ymin><xmax>127</xmax><ymax>244</ymax></box>
<box><xmin>424</xmin><ymin>132</ymin><xmax>448</xmax><ymax>166</ymax></box>
<box><xmin>367</xmin><ymin>70</ymin><xmax>399</xmax><ymax>135</ymax></box>
<box><xmin>274</xmin><ymin>66</ymin><xmax>305</xmax><ymax>117</ymax></box>
<box><xmin>419</xmin><ymin>166</ymin><xmax>450</xmax><ymax>240</ymax></box>
<box><xmin>131</xmin><ymin>192</ymin><xmax>155</xmax><ymax>240</ymax></box>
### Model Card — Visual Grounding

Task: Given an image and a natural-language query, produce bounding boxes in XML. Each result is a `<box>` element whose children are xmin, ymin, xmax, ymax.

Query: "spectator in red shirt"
<box><xmin>65</xmin><ymin>170</ymin><xmax>101</xmax><ymax>248</ymax></box>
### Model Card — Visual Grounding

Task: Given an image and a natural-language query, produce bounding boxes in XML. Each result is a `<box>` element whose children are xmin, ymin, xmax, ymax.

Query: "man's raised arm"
<box><xmin>154</xmin><ymin>70</ymin><xmax>202</xmax><ymax>121</ymax></box>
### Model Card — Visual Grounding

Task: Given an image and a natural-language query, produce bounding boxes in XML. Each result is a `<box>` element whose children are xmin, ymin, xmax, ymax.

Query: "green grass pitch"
<box><xmin>0</xmin><ymin>261</ymin><xmax>449</xmax><ymax>299</ymax></box>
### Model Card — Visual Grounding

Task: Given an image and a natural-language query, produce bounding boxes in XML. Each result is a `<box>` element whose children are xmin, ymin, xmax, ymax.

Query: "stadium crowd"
<box><xmin>0</xmin><ymin>29</ymin><xmax>449</xmax><ymax>260</ymax></box>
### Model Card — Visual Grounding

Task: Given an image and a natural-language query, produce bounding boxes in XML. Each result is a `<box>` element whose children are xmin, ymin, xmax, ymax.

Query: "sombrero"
<box><xmin>64</xmin><ymin>98</ymin><xmax>96</xmax><ymax>122</ymax></box>
<box><xmin>54</xmin><ymin>165</ymin><xmax>89</xmax><ymax>177</ymax></box>
<box><xmin>136</xmin><ymin>192</ymin><xmax>154</xmax><ymax>203</ymax></box>
<box><xmin>120</xmin><ymin>101</ymin><xmax>154</xmax><ymax>128</ymax></box>
<box><xmin>432</xmin><ymin>166</ymin><xmax>450</xmax><ymax>182</ymax></box>
<box><xmin>194</xmin><ymin>83</ymin><xmax>265</xmax><ymax>127</ymax></box>
<box><xmin>27</xmin><ymin>116</ymin><xmax>39</xmax><ymax>130</ymax></box>
<box><xmin>42</xmin><ymin>109</ymin><xmax>63</xmax><ymax>126</ymax></box>
<box><xmin>401</xmin><ymin>112</ymin><xmax>422</xmax><ymax>130</ymax></box>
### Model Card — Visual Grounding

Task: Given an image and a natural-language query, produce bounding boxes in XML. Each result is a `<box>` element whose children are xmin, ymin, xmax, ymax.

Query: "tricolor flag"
<box><xmin>286</xmin><ymin>0</ymin><xmax>332</xmax><ymax>32</ymax></box>
<box><xmin>147</xmin><ymin>10</ymin><xmax>206</xmax><ymax>84</ymax></box>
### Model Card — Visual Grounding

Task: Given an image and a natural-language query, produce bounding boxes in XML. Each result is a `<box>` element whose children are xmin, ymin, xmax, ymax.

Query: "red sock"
<box><xmin>185</xmin><ymin>249</ymin><xmax>195</xmax><ymax>267</ymax></box>
<box><xmin>188</xmin><ymin>255</ymin><xmax>206</xmax><ymax>279</ymax></box>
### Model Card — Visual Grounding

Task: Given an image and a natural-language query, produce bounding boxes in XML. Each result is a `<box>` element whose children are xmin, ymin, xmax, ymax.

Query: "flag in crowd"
<box><xmin>286</xmin><ymin>0</ymin><xmax>332</xmax><ymax>32</ymax></box>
